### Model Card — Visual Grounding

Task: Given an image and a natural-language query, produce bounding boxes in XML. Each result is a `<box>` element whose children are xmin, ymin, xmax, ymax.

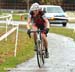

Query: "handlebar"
<box><xmin>30</xmin><ymin>29</ymin><xmax>46</xmax><ymax>33</ymax></box>
<box><xmin>27</xmin><ymin>29</ymin><xmax>47</xmax><ymax>38</ymax></box>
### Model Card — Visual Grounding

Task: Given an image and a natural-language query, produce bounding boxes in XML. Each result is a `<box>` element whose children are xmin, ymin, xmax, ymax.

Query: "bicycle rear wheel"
<box><xmin>36</xmin><ymin>40</ymin><xmax>45</xmax><ymax>68</ymax></box>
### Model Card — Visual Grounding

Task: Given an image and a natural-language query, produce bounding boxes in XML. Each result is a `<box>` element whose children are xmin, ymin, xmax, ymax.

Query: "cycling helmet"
<box><xmin>30</xmin><ymin>3</ymin><xmax>40</xmax><ymax>11</ymax></box>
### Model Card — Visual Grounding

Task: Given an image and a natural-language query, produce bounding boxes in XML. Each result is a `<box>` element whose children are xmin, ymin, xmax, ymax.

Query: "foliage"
<box><xmin>62</xmin><ymin>0</ymin><xmax>75</xmax><ymax>3</ymax></box>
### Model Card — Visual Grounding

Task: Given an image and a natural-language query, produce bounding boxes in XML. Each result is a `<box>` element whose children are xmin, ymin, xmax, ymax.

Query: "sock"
<box><xmin>45</xmin><ymin>48</ymin><xmax>48</xmax><ymax>52</ymax></box>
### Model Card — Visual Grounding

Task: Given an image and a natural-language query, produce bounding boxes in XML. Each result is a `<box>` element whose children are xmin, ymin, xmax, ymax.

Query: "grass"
<box><xmin>50</xmin><ymin>27</ymin><xmax>75</xmax><ymax>40</ymax></box>
<box><xmin>0</xmin><ymin>28</ymin><xmax>34</xmax><ymax>72</ymax></box>
<box><xmin>13</xmin><ymin>15</ymin><xmax>21</xmax><ymax>21</ymax></box>
<box><xmin>12</xmin><ymin>14</ymin><xmax>28</xmax><ymax>21</ymax></box>
<box><xmin>13</xmin><ymin>14</ymin><xmax>28</xmax><ymax>21</ymax></box>
<box><xmin>0</xmin><ymin>11</ymin><xmax>28</xmax><ymax>21</ymax></box>
<box><xmin>0</xmin><ymin>26</ymin><xmax>75</xmax><ymax>72</ymax></box>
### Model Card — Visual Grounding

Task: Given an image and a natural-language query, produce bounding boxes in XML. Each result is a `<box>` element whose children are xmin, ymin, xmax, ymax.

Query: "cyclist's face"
<box><xmin>33</xmin><ymin>10</ymin><xmax>39</xmax><ymax>15</ymax></box>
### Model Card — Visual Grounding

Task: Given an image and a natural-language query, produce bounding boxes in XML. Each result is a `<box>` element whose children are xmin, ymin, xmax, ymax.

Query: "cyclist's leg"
<box><xmin>32</xmin><ymin>25</ymin><xmax>38</xmax><ymax>50</ymax></box>
<box><xmin>41</xmin><ymin>33</ymin><xmax>48</xmax><ymax>50</ymax></box>
<box><xmin>39</xmin><ymin>25</ymin><xmax>48</xmax><ymax>52</ymax></box>
<box><xmin>38</xmin><ymin>24</ymin><xmax>49</xmax><ymax>58</ymax></box>
<box><xmin>41</xmin><ymin>33</ymin><xmax>49</xmax><ymax>58</ymax></box>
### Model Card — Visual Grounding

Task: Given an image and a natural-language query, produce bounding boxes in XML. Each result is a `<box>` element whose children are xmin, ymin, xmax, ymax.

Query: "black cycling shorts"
<box><xmin>35</xmin><ymin>23</ymin><xmax>45</xmax><ymax>30</ymax></box>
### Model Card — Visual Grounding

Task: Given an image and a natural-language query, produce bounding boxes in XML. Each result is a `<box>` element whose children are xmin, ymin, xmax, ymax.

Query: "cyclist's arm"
<box><xmin>42</xmin><ymin>15</ymin><xmax>50</xmax><ymax>29</ymax></box>
<box><xmin>44</xmin><ymin>18</ymin><xmax>50</xmax><ymax>29</ymax></box>
<box><xmin>27</xmin><ymin>18</ymin><xmax>31</xmax><ymax>29</ymax></box>
<box><xmin>27</xmin><ymin>14</ymin><xmax>31</xmax><ymax>29</ymax></box>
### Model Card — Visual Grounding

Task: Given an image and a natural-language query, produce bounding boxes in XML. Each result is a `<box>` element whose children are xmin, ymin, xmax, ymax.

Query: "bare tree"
<box><xmin>41</xmin><ymin>0</ymin><xmax>63</xmax><ymax>5</ymax></box>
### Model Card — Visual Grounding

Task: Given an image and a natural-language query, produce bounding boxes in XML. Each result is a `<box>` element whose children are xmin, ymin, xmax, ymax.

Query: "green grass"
<box><xmin>13</xmin><ymin>15</ymin><xmax>21</xmax><ymax>21</ymax></box>
<box><xmin>0</xmin><ymin>25</ymin><xmax>75</xmax><ymax>72</ymax></box>
<box><xmin>0</xmin><ymin>28</ymin><xmax>34</xmax><ymax>72</ymax></box>
<box><xmin>0</xmin><ymin>11</ymin><xmax>28</xmax><ymax>21</ymax></box>
<box><xmin>50</xmin><ymin>27</ymin><xmax>75</xmax><ymax>40</ymax></box>
<box><xmin>13</xmin><ymin>14</ymin><xmax>28</xmax><ymax>21</ymax></box>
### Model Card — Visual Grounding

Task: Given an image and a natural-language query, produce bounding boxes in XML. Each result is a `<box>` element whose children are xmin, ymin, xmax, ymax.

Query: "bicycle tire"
<box><xmin>36</xmin><ymin>40</ymin><xmax>45</xmax><ymax>68</ymax></box>
<box><xmin>40</xmin><ymin>39</ymin><xmax>45</xmax><ymax>64</ymax></box>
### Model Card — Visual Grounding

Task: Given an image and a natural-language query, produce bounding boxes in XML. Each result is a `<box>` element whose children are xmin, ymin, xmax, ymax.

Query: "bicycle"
<box><xmin>30</xmin><ymin>29</ymin><xmax>46</xmax><ymax>68</ymax></box>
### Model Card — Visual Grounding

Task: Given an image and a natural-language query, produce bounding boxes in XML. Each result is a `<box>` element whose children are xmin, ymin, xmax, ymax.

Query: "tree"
<box><xmin>63</xmin><ymin>0</ymin><xmax>75</xmax><ymax>4</ymax></box>
<box><xmin>41</xmin><ymin>0</ymin><xmax>63</xmax><ymax>5</ymax></box>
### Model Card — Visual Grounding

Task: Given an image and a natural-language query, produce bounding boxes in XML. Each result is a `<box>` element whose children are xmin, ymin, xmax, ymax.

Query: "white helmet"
<box><xmin>30</xmin><ymin>3</ymin><xmax>40</xmax><ymax>11</ymax></box>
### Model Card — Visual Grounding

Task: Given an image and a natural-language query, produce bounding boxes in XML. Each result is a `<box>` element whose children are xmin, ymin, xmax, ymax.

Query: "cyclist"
<box><xmin>27</xmin><ymin>3</ymin><xmax>50</xmax><ymax>58</ymax></box>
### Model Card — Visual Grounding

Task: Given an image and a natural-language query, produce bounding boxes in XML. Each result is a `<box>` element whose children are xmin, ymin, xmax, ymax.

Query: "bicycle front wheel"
<box><xmin>36</xmin><ymin>40</ymin><xmax>45</xmax><ymax>68</ymax></box>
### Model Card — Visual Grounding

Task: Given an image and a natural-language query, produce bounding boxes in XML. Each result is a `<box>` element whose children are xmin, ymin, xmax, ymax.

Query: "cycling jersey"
<box><xmin>28</xmin><ymin>10</ymin><xmax>47</xmax><ymax>33</ymax></box>
<box><xmin>28</xmin><ymin>11</ymin><xmax>46</xmax><ymax>26</ymax></box>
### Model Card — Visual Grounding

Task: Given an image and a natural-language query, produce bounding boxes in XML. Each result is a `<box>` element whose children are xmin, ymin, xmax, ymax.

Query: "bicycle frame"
<box><xmin>37</xmin><ymin>29</ymin><xmax>42</xmax><ymax>41</ymax></box>
<box><xmin>30</xmin><ymin>29</ymin><xmax>45</xmax><ymax>68</ymax></box>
